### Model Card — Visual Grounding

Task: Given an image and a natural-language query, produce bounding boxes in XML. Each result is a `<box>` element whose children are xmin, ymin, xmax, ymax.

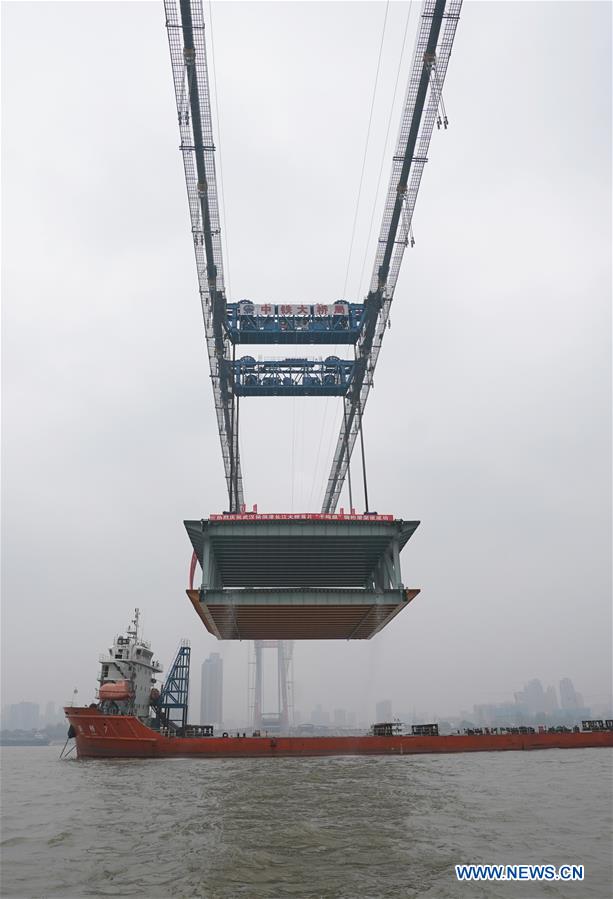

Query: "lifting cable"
<box><xmin>342</xmin><ymin>401</ymin><xmax>354</xmax><ymax>511</ymax></box>
<box><xmin>425</xmin><ymin>55</ymin><xmax>448</xmax><ymax>130</ymax></box>
<box><xmin>229</xmin><ymin>341</ymin><xmax>236</xmax><ymax>509</ymax></box>
<box><xmin>207</xmin><ymin>0</ymin><xmax>232</xmax><ymax>298</ymax></box>
<box><xmin>340</xmin><ymin>1</ymin><xmax>413</xmax><ymax>511</ymax></box>
<box><xmin>229</xmin><ymin>341</ymin><xmax>241</xmax><ymax>512</ymax></box>
<box><xmin>357</xmin><ymin>0</ymin><xmax>414</xmax><ymax>299</ymax></box>
<box><xmin>234</xmin><ymin>386</ymin><xmax>240</xmax><ymax>512</ymax></box>
<box><xmin>341</xmin><ymin>0</ymin><xmax>390</xmax><ymax>300</ymax></box>
<box><xmin>310</xmin><ymin>3</ymin><xmax>390</xmax><ymax>510</ymax></box>
<box><xmin>309</xmin><ymin>3</ymin><xmax>390</xmax><ymax>510</ymax></box>
<box><xmin>354</xmin><ymin>347</ymin><xmax>370</xmax><ymax>513</ymax></box>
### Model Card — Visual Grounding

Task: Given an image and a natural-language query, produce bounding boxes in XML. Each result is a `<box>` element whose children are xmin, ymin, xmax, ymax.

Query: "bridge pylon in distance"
<box><xmin>249</xmin><ymin>641</ymin><xmax>293</xmax><ymax>734</ymax></box>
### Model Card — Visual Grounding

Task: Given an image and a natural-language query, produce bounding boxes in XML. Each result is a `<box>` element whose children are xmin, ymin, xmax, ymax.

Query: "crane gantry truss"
<box><xmin>165</xmin><ymin>0</ymin><xmax>244</xmax><ymax>510</ymax></box>
<box><xmin>322</xmin><ymin>0</ymin><xmax>463</xmax><ymax>512</ymax></box>
<box><xmin>165</xmin><ymin>0</ymin><xmax>462</xmax><ymax>514</ymax></box>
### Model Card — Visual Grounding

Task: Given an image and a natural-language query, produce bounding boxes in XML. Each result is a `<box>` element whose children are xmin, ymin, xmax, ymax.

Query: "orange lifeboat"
<box><xmin>99</xmin><ymin>680</ymin><xmax>134</xmax><ymax>702</ymax></box>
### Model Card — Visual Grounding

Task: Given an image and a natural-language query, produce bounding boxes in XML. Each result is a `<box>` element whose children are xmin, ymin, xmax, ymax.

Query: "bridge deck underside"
<box><xmin>186</xmin><ymin>588</ymin><xmax>420</xmax><ymax>639</ymax></box>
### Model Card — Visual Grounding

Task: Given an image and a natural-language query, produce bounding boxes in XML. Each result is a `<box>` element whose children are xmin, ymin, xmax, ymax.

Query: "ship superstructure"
<box><xmin>97</xmin><ymin>609</ymin><xmax>163</xmax><ymax>720</ymax></box>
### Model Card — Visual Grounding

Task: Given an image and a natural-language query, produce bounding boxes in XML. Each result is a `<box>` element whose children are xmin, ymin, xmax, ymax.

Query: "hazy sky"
<box><xmin>2</xmin><ymin>1</ymin><xmax>611</xmax><ymax>724</ymax></box>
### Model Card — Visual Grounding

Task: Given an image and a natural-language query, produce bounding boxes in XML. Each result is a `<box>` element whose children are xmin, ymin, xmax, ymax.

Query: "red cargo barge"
<box><xmin>64</xmin><ymin>611</ymin><xmax>613</xmax><ymax>760</ymax></box>
<box><xmin>64</xmin><ymin>706</ymin><xmax>613</xmax><ymax>759</ymax></box>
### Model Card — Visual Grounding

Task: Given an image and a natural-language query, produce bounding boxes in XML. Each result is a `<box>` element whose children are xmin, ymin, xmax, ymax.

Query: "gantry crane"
<box><xmin>165</xmin><ymin>0</ymin><xmax>462</xmax><ymax>514</ymax></box>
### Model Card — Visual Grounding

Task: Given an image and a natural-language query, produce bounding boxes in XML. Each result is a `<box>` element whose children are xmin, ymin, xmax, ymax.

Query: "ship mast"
<box><xmin>128</xmin><ymin>608</ymin><xmax>140</xmax><ymax>642</ymax></box>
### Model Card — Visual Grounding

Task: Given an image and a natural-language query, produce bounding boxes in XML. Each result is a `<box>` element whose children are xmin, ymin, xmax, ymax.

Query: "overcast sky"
<box><xmin>2</xmin><ymin>1</ymin><xmax>611</xmax><ymax>725</ymax></box>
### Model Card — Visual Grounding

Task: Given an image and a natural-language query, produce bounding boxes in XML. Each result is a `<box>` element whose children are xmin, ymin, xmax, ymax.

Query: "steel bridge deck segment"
<box><xmin>184</xmin><ymin>515</ymin><xmax>420</xmax><ymax>640</ymax></box>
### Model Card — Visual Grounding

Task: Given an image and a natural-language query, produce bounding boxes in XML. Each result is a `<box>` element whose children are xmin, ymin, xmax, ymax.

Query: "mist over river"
<box><xmin>1</xmin><ymin>746</ymin><xmax>611</xmax><ymax>898</ymax></box>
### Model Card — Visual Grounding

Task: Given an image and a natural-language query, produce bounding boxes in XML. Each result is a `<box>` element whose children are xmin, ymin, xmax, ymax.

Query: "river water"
<box><xmin>1</xmin><ymin>746</ymin><xmax>611</xmax><ymax>898</ymax></box>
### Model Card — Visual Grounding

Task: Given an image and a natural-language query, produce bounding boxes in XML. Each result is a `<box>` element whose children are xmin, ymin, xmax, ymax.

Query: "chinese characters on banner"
<box><xmin>209</xmin><ymin>512</ymin><xmax>394</xmax><ymax>522</ymax></box>
<box><xmin>238</xmin><ymin>301</ymin><xmax>349</xmax><ymax>317</ymax></box>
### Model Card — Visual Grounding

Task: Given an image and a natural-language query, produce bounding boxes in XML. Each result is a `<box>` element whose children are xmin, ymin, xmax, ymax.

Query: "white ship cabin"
<box><xmin>98</xmin><ymin>609</ymin><xmax>163</xmax><ymax>720</ymax></box>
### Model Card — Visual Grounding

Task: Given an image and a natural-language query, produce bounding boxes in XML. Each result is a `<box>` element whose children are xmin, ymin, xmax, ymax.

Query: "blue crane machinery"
<box><xmin>151</xmin><ymin>641</ymin><xmax>191</xmax><ymax>731</ymax></box>
<box><xmin>226</xmin><ymin>302</ymin><xmax>365</xmax><ymax>346</ymax></box>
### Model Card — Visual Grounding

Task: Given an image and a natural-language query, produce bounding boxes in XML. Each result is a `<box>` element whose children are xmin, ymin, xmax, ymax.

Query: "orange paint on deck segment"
<box><xmin>186</xmin><ymin>588</ymin><xmax>420</xmax><ymax>640</ymax></box>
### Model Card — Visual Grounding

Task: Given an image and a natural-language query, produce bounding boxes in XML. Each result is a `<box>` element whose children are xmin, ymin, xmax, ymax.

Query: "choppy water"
<box><xmin>1</xmin><ymin>746</ymin><xmax>611</xmax><ymax>898</ymax></box>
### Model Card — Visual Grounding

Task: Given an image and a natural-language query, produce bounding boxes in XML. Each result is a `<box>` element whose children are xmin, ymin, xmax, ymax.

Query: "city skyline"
<box><xmin>1</xmin><ymin>700</ymin><xmax>65</xmax><ymax>731</ymax></box>
<box><xmin>3</xmin><ymin>671</ymin><xmax>611</xmax><ymax>733</ymax></box>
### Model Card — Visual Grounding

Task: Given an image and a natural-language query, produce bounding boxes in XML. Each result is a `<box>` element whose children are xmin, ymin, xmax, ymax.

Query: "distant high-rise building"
<box><xmin>544</xmin><ymin>686</ymin><xmax>559</xmax><ymax>714</ymax></box>
<box><xmin>559</xmin><ymin>678</ymin><xmax>580</xmax><ymax>710</ymax></box>
<box><xmin>6</xmin><ymin>702</ymin><xmax>40</xmax><ymax>731</ymax></box>
<box><xmin>376</xmin><ymin>699</ymin><xmax>392</xmax><ymax>721</ymax></box>
<box><xmin>201</xmin><ymin>653</ymin><xmax>223</xmax><ymax>728</ymax></box>
<box><xmin>515</xmin><ymin>679</ymin><xmax>547</xmax><ymax>716</ymax></box>
<box><xmin>333</xmin><ymin>708</ymin><xmax>347</xmax><ymax>727</ymax></box>
<box><xmin>311</xmin><ymin>704</ymin><xmax>329</xmax><ymax>725</ymax></box>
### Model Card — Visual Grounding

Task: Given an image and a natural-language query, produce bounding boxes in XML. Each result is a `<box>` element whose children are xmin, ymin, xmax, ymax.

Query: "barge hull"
<box><xmin>65</xmin><ymin>708</ymin><xmax>613</xmax><ymax>759</ymax></box>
